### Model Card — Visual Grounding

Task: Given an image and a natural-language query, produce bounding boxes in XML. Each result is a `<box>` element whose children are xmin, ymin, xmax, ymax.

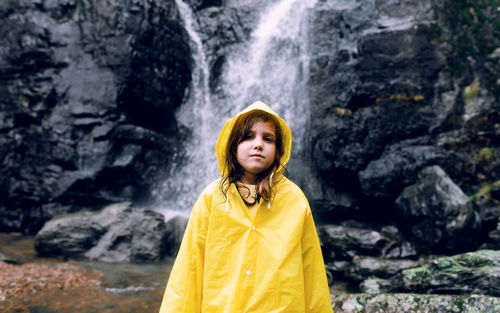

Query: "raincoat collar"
<box><xmin>215</xmin><ymin>101</ymin><xmax>292</xmax><ymax>179</ymax></box>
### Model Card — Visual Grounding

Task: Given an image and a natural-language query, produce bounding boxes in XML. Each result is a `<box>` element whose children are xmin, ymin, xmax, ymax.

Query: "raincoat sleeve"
<box><xmin>302</xmin><ymin>205</ymin><xmax>333</xmax><ymax>313</ymax></box>
<box><xmin>159</xmin><ymin>191</ymin><xmax>211</xmax><ymax>313</ymax></box>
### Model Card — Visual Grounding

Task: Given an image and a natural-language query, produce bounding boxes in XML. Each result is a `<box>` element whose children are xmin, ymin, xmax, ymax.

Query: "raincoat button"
<box><xmin>251</xmin><ymin>226</ymin><xmax>255</xmax><ymax>230</ymax></box>
<box><xmin>246</xmin><ymin>270</ymin><xmax>251</xmax><ymax>276</ymax></box>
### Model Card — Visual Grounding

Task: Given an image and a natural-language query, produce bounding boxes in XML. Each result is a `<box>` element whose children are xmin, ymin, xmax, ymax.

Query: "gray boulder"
<box><xmin>345</xmin><ymin>256</ymin><xmax>422</xmax><ymax>283</ymax></box>
<box><xmin>395</xmin><ymin>166</ymin><xmax>481</xmax><ymax>253</ymax></box>
<box><xmin>319</xmin><ymin>224</ymin><xmax>415</xmax><ymax>261</ymax></box>
<box><xmin>35</xmin><ymin>202</ymin><xmax>173</xmax><ymax>262</ymax></box>
<box><xmin>163</xmin><ymin>215</ymin><xmax>189</xmax><ymax>257</ymax></box>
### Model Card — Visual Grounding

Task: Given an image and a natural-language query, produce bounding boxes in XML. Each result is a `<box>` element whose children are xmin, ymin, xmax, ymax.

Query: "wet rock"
<box><xmin>310</xmin><ymin>0</ymin><xmax>446</xmax><ymax>200</ymax></box>
<box><xmin>358</xmin><ymin>145</ymin><xmax>449</xmax><ymax>200</ymax></box>
<box><xmin>34</xmin><ymin>212</ymin><xmax>107</xmax><ymax>259</ymax></box>
<box><xmin>473</xmin><ymin>197</ymin><xmax>500</xmax><ymax>226</ymax></box>
<box><xmin>35</xmin><ymin>202</ymin><xmax>171</xmax><ymax>262</ymax></box>
<box><xmin>358</xmin><ymin>278</ymin><xmax>392</xmax><ymax>294</ymax></box>
<box><xmin>319</xmin><ymin>224</ymin><xmax>392</xmax><ymax>260</ymax></box>
<box><xmin>390</xmin><ymin>250</ymin><xmax>500</xmax><ymax>296</ymax></box>
<box><xmin>331</xmin><ymin>293</ymin><xmax>500</xmax><ymax>313</ymax></box>
<box><xmin>395</xmin><ymin>166</ymin><xmax>481</xmax><ymax>253</ymax></box>
<box><xmin>197</xmin><ymin>6</ymin><xmax>249</xmax><ymax>91</ymax></box>
<box><xmin>345</xmin><ymin>256</ymin><xmax>423</xmax><ymax>283</ymax></box>
<box><xmin>325</xmin><ymin>261</ymin><xmax>351</xmax><ymax>284</ymax></box>
<box><xmin>163</xmin><ymin>215</ymin><xmax>189</xmax><ymax>257</ymax></box>
<box><xmin>481</xmin><ymin>218</ymin><xmax>500</xmax><ymax>250</ymax></box>
<box><xmin>308</xmin><ymin>0</ymin><xmax>499</xmax><ymax>230</ymax></box>
<box><xmin>185</xmin><ymin>0</ymin><xmax>223</xmax><ymax>10</ymax></box>
<box><xmin>0</xmin><ymin>0</ymin><xmax>190</xmax><ymax>233</ymax></box>
<box><xmin>491</xmin><ymin>185</ymin><xmax>500</xmax><ymax>201</ymax></box>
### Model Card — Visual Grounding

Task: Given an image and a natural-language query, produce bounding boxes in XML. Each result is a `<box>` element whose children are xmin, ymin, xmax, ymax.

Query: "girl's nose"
<box><xmin>253</xmin><ymin>138</ymin><xmax>263</xmax><ymax>149</ymax></box>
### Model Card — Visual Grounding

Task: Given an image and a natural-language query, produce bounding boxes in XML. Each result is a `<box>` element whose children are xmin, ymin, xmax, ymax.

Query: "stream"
<box><xmin>0</xmin><ymin>233</ymin><xmax>350</xmax><ymax>313</ymax></box>
<box><xmin>0</xmin><ymin>233</ymin><xmax>172</xmax><ymax>313</ymax></box>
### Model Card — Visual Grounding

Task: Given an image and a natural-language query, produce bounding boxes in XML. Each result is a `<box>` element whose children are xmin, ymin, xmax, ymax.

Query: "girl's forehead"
<box><xmin>250</xmin><ymin>119</ymin><xmax>276</xmax><ymax>133</ymax></box>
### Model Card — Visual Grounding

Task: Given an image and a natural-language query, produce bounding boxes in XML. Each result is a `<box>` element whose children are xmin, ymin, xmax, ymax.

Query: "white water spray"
<box><xmin>153</xmin><ymin>0</ymin><xmax>216</xmax><ymax>218</ymax></box>
<box><xmin>155</xmin><ymin>0</ymin><xmax>318</xmax><ymax>217</ymax></box>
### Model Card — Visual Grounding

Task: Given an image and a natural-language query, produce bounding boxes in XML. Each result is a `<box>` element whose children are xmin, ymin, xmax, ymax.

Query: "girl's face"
<box><xmin>236</xmin><ymin>119</ymin><xmax>277</xmax><ymax>184</ymax></box>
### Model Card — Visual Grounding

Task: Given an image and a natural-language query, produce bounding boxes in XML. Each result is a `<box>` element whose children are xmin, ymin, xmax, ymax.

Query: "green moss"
<box><xmin>443</xmin><ymin>0</ymin><xmax>500</xmax><ymax>94</ymax></box>
<box><xmin>463</xmin><ymin>80</ymin><xmax>479</xmax><ymax>103</ymax></box>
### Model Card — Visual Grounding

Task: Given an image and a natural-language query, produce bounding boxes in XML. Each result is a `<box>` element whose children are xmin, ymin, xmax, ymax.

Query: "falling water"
<box><xmin>155</xmin><ymin>0</ymin><xmax>318</xmax><ymax>218</ymax></box>
<box><xmin>153</xmin><ymin>0</ymin><xmax>216</xmax><ymax>219</ymax></box>
<box><xmin>219</xmin><ymin>0</ymin><xmax>318</xmax><ymax>156</ymax></box>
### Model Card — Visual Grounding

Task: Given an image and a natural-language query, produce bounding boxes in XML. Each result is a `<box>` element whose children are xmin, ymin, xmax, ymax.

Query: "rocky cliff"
<box><xmin>0</xmin><ymin>0</ymin><xmax>191</xmax><ymax>232</ymax></box>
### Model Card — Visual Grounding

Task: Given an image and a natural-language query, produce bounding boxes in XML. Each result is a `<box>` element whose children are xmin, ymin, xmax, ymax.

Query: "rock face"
<box><xmin>395</xmin><ymin>166</ymin><xmax>481</xmax><ymax>253</ymax></box>
<box><xmin>34</xmin><ymin>202</ymin><xmax>175</xmax><ymax>262</ymax></box>
<box><xmin>308</xmin><ymin>0</ymin><xmax>500</xmax><ymax>226</ymax></box>
<box><xmin>0</xmin><ymin>0</ymin><xmax>191</xmax><ymax>233</ymax></box>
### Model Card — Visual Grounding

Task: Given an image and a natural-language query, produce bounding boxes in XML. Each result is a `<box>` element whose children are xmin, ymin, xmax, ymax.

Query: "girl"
<box><xmin>159</xmin><ymin>101</ymin><xmax>332</xmax><ymax>313</ymax></box>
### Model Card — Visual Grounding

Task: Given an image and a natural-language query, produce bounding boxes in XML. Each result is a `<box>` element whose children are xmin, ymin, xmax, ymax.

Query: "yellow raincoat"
<box><xmin>159</xmin><ymin>101</ymin><xmax>333</xmax><ymax>313</ymax></box>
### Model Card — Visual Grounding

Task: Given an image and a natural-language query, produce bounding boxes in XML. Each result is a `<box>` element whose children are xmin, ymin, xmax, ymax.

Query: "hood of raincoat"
<box><xmin>215</xmin><ymin>101</ymin><xmax>292</xmax><ymax>178</ymax></box>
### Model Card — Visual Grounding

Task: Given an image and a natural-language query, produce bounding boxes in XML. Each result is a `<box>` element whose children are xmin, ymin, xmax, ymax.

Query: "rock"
<box><xmin>331</xmin><ymin>293</ymin><xmax>500</xmax><ymax>313</ymax></box>
<box><xmin>163</xmin><ymin>215</ymin><xmax>189</xmax><ymax>257</ymax></box>
<box><xmin>473</xmin><ymin>197</ymin><xmax>500</xmax><ymax>226</ymax></box>
<box><xmin>0</xmin><ymin>251</ymin><xmax>20</xmax><ymax>265</ymax></box>
<box><xmin>390</xmin><ymin>250</ymin><xmax>500</xmax><ymax>296</ymax></box>
<box><xmin>319</xmin><ymin>224</ymin><xmax>392</xmax><ymax>260</ymax></box>
<box><xmin>197</xmin><ymin>6</ymin><xmax>249</xmax><ymax>91</ymax></box>
<box><xmin>0</xmin><ymin>0</ymin><xmax>190</xmax><ymax>233</ymax></box>
<box><xmin>358</xmin><ymin>278</ymin><xmax>392</xmax><ymax>294</ymax></box>
<box><xmin>358</xmin><ymin>145</ymin><xmax>450</xmax><ymax>200</ymax></box>
<box><xmin>185</xmin><ymin>0</ymin><xmax>223</xmax><ymax>10</ymax></box>
<box><xmin>35</xmin><ymin>202</ymin><xmax>171</xmax><ymax>263</ymax></box>
<box><xmin>481</xmin><ymin>218</ymin><xmax>500</xmax><ymax>250</ymax></box>
<box><xmin>34</xmin><ymin>211</ymin><xmax>107</xmax><ymax>259</ymax></box>
<box><xmin>345</xmin><ymin>256</ymin><xmax>423</xmax><ymax>283</ymax></box>
<box><xmin>395</xmin><ymin>166</ymin><xmax>481</xmax><ymax>253</ymax></box>
<box><xmin>325</xmin><ymin>261</ymin><xmax>351</xmax><ymax>284</ymax></box>
<box><xmin>473</xmin><ymin>197</ymin><xmax>500</xmax><ymax>243</ymax></box>
<box><xmin>491</xmin><ymin>185</ymin><xmax>500</xmax><ymax>201</ymax></box>
<box><xmin>308</xmin><ymin>0</ymin><xmax>499</xmax><ymax>228</ymax></box>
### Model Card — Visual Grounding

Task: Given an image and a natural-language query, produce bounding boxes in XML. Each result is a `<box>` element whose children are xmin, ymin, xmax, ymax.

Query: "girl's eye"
<box><xmin>264</xmin><ymin>137</ymin><xmax>275</xmax><ymax>142</ymax></box>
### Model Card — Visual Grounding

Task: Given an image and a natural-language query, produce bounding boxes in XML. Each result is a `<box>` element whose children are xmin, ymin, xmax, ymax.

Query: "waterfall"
<box><xmin>219</xmin><ymin>0</ymin><xmax>317</xmax><ymax>160</ymax></box>
<box><xmin>154</xmin><ymin>0</ymin><xmax>318</xmax><ymax>218</ymax></box>
<box><xmin>153</xmin><ymin>0</ymin><xmax>215</xmax><ymax>219</ymax></box>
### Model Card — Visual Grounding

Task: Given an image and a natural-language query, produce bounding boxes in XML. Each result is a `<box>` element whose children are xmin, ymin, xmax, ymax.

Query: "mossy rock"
<box><xmin>331</xmin><ymin>293</ymin><xmax>500</xmax><ymax>313</ymax></box>
<box><xmin>392</xmin><ymin>250</ymin><xmax>500</xmax><ymax>296</ymax></box>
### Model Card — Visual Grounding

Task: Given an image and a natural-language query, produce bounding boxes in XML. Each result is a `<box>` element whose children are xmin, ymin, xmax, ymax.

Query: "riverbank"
<box><xmin>0</xmin><ymin>233</ymin><xmax>170</xmax><ymax>313</ymax></box>
<box><xmin>0</xmin><ymin>232</ymin><xmax>352</xmax><ymax>313</ymax></box>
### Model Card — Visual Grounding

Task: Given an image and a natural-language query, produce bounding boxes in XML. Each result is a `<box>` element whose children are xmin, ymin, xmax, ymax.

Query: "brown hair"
<box><xmin>220</xmin><ymin>110</ymin><xmax>285</xmax><ymax>203</ymax></box>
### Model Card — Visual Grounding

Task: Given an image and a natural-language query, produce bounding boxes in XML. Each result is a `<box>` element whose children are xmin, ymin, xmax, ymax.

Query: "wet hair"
<box><xmin>220</xmin><ymin>110</ymin><xmax>285</xmax><ymax>203</ymax></box>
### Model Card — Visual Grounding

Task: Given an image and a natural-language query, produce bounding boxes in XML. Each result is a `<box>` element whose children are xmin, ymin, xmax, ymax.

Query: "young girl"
<box><xmin>159</xmin><ymin>101</ymin><xmax>332</xmax><ymax>313</ymax></box>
